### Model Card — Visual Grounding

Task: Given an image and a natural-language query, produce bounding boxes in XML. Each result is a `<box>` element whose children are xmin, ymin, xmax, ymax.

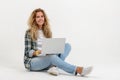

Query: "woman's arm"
<box><xmin>24</xmin><ymin>31</ymin><xmax>35</xmax><ymax>57</ymax></box>
<box><xmin>24</xmin><ymin>31</ymin><xmax>42</xmax><ymax>57</ymax></box>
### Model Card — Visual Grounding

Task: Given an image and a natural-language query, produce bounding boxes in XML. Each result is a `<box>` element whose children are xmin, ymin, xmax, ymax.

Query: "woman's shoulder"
<box><xmin>25</xmin><ymin>29</ymin><xmax>31</xmax><ymax>37</ymax></box>
<box><xmin>25</xmin><ymin>29</ymin><xmax>31</xmax><ymax>34</ymax></box>
<box><xmin>26</xmin><ymin>29</ymin><xmax>30</xmax><ymax>33</ymax></box>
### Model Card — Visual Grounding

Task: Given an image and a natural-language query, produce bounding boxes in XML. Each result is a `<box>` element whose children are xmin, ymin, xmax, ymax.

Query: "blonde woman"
<box><xmin>24</xmin><ymin>8</ymin><xmax>92</xmax><ymax>76</ymax></box>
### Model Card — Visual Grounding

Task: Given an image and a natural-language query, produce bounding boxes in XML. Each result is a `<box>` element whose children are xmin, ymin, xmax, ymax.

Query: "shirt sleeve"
<box><xmin>24</xmin><ymin>31</ymin><xmax>34</xmax><ymax>57</ymax></box>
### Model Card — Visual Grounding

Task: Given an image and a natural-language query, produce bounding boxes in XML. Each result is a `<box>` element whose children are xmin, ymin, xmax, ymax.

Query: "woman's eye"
<box><xmin>36</xmin><ymin>16</ymin><xmax>40</xmax><ymax>18</ymax></box>
<box><xmin>41</xmin><ymin>15</ymin><xmax>44</xmax><ymax>18</ymax></box>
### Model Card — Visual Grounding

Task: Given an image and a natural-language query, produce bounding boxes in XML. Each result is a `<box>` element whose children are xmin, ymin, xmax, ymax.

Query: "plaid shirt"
<box><xmin>24</xmin><ymin>30</ymin><xmax>37</xmax><ymax>69</ymax></box>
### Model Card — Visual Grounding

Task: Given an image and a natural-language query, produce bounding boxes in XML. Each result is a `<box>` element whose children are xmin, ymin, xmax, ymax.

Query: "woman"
<box><xmin>24</xmin><ymin>8</ymin><xmax>92</xmax><ymax>76</ymax></box>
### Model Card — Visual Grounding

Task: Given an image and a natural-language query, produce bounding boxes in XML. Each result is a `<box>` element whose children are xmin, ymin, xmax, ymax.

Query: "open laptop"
<box><xmin>38</xmin><ymin>38</ymin><xmax>65</xmax><ymax>56</ymax></box>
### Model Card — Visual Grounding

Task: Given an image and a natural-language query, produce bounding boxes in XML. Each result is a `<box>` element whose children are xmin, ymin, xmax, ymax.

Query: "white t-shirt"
<box><xmin>37</xmin><ymin>30</ymin><xmax>45</xmax><ymax>50</ymax></box>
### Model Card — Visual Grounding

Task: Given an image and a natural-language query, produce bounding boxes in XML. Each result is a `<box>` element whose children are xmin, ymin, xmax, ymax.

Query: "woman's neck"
<box><xmin>38</xmin><ymin>25</ymin><xmax>42</xmax><ymax>30</ymax></box>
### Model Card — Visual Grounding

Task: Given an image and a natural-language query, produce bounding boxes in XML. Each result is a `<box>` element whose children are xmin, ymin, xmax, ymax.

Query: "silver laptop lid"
<box><xmin>41</xmin><ymin>38</ymin><xmax>65</xmax><ymax>54</ymax></box>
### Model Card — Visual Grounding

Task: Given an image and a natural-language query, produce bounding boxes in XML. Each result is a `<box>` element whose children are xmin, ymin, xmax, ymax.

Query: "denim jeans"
<box><xmin>30</xmin><ymin>43</ymin><xmax>77</xmax><ymax>75</ymax></box>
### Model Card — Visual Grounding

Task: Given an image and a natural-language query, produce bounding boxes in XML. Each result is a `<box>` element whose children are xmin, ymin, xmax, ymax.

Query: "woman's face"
<box><xmin>35</xmin><ymin>11</ymin><xmax>45</xmax><ymax>28</ymax></box>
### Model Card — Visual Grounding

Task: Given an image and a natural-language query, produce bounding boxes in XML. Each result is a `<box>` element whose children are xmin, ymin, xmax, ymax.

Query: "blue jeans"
<box><xmin>30</xmin><ymin>43</ymin><xmax>77</xmax><ymax>75</ymax></box>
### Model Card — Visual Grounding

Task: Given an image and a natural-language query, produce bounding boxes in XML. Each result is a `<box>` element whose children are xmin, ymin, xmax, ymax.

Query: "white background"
<box><xmin>0</xmin><ymin>0</ymin><xmax>120</xmax><ymax>79</ymax></box>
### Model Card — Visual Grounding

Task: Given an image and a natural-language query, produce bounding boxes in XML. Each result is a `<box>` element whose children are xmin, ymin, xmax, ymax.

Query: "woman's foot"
<box><xmin>81</xmin><ymin>66</ymin><xmax>93</xmax><ymax>76</ymax></box>
<box><xmin>47</xmin><ymin>66</ymin><xmax>59</xmax><ymax>76</ymax></box>
<box><xmin>76</xmin><ymin>66</ymin><xmax>93</xmax><ymax>76</ymax></box>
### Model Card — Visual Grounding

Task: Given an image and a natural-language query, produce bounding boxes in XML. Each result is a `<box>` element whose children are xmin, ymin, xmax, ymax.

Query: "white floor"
<box><xmin>0</xmin><ymin>64</ymin><xmax>120</xmax><ymax>80</ymax></box>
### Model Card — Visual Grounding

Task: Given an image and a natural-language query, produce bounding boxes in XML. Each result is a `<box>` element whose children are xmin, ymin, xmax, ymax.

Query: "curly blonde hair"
<box><xmin>28</xmin><ymin>8</ymin><xmax>52</xmax><ymax>40</ymax></box>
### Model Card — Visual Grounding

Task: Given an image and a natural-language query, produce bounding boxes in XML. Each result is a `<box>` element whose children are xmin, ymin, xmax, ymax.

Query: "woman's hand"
<box><xmin>33</xmin><ymin>50</ymin><xmax>41</xmax><ymax>56</ymax></box>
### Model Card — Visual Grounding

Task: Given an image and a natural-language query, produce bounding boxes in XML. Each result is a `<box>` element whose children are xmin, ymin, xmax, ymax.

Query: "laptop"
<box><xmin>38</xmin><ymin>38</ymin><xmax>66</xmax><ymax>56</ymax></box>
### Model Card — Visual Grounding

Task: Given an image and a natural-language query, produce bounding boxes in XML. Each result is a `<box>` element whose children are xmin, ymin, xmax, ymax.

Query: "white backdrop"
<box><xmin>0</xmin><ymin>0</ymin><xmax>120</xmax><ymax>69</ymax></box>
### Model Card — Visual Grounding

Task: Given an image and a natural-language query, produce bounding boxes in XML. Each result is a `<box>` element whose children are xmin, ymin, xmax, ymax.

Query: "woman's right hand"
<box><xmin>33</xmin><ymin>50</ymin><xmax>41</xmax><ymax>56</ymax></box>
